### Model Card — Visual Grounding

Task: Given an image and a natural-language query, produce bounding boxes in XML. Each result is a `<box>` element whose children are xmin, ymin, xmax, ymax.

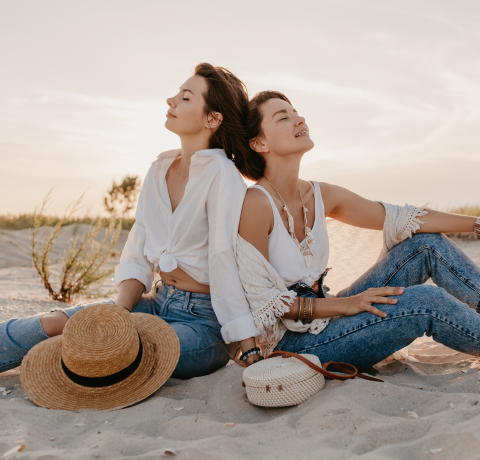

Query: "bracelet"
<box><xmin>295</xmin><ymin>297</ymin><xmax>302</xmax><ymax>322</ymax></box>
<box><xmin>241</xmin><ymin>347</ymin><xmax>261</xmax><ymax>362</ymax></box>
<box><xmin>307</xmin><ymin>298</ymin><xmax>315</xmax><ymax>323</ymax></box>
<box><xmin>250</xmin><ymin>356</ymin><xmax>264</xmax><ymax>365</ymax></box>
<box><xmin>474</xmin><ymin>217</ymin><xmax>480</xmax><ymax>236</ymax></box>
<box><xmin>302</xmin><ymin>297</ymin><xmax>307</xmax><ymax>324</ymax></box>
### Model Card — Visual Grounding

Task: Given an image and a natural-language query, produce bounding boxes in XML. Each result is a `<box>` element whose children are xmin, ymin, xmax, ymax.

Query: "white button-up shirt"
<box><xmin>115</xmin><ymin>148</ymin><xmax>258</xmax><ymax>343</ymax></box>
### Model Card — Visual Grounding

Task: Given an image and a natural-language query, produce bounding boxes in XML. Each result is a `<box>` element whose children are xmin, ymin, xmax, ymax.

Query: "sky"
<box><xmin>1</xmin><ymin>0</ymin><xmax>479</xmax><ymax>216</ymax></box>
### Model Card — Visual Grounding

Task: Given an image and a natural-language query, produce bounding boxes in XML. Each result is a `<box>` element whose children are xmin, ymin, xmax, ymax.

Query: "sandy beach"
<box><xmin>1</xmin><ymin>229</ymin><xmax>480</xmax><ymax>460</ymax></box>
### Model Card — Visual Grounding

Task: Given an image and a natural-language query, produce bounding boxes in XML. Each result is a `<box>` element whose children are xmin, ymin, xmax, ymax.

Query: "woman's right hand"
<box><xmin>341</xmin><ymin>287</ymin><xmax>405</xmax><ymax>318</ymax></box>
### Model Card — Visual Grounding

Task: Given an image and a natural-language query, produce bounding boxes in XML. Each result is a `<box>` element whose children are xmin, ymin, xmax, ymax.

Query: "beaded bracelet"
<box><xmin>474</xmin><ymin>217</ymin><xmax>480</xmax><ymax>236</ymax></box>
<box><xmin>241</xmin><ymin>347</ymin><xmax>261</xmax><ymax>362</ymax></box>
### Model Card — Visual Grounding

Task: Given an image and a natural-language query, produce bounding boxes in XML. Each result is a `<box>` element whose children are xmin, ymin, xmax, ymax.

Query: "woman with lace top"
<box><xmin>235</xmin><ymin>90</ymin><xmax>480</xmax><ymax>370</ymax></box>
<box><xmin>0</xmin><ymin>64</ymin><xmax>259</xmax><ymax>378</ymax></box>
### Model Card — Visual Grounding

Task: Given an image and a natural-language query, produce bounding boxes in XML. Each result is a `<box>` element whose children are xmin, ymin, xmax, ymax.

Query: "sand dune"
<box><xmin>0</xmin><ymin>225</ymin><xmax>128</xmax><ymax>269</ymax></box>
<box><xmin>0</xmin><ymin>233</ymin><xmax>480</xmax><ymax>459</ymax></box>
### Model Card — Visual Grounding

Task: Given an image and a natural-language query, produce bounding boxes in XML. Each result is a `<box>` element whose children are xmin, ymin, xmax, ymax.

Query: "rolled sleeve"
<box><xmin>221</xmin><ymin>313</ymin><xmax>259</xmax><ymax>343</ymax></box>
<box><xmin>114</xmin><ymin>222</ymin><xmax>154</xmax><ymax>293</ymax></box>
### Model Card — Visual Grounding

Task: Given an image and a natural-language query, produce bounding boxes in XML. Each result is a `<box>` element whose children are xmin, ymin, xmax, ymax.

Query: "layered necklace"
<box><xmin>264</xmin><ymin>177</ymin><xmax>315</xmax><ymax>267</ymax></box>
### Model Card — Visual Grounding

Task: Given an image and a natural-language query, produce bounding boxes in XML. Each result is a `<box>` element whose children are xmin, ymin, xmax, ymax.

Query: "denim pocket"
<box><xmin>189</xmin><ymin>302</ymin><xmax>218</xmax><ymax>321</ymax></box>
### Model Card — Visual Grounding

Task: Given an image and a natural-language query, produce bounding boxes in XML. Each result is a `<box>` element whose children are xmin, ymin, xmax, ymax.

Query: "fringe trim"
<box><xmin>397</xmin><ymin>204</ymin><xmax>429</xmax><ymax>242</ymax></box>
<box><xmin>252</xmin><ymin>290</ymin><xmax>296</xmax><ymax>342</ymax></box>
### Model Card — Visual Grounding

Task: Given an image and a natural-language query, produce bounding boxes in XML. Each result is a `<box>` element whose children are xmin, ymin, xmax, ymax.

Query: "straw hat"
<box><xmin>20</xmin><ymin>304</ymin><xmax>180</xmax><ymax>411</ymax></box>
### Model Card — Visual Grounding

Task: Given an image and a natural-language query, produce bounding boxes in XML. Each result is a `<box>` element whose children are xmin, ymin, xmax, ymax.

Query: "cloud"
<box><xmin>245</xmin><ymin>72</ymin><xmax>412</xmax><ymax>113</ymax></box>
<box><xmin>0</xmin><ymin>88</ymin><xmax>173</xmax><ymax>156</ymax></box>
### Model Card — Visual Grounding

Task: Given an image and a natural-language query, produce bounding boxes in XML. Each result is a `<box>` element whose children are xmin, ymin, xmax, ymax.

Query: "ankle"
<box><xmin>40</xmin><ymin>311</ymin><xmax>69</xmax><ymax>337</ymax></box>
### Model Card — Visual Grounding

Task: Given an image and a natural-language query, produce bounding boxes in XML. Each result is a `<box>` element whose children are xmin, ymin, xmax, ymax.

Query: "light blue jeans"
<box><xmin>0</xmin><ymin>279</ymin><xmax>237</xmax><ymax>379</ymax></box>
<box><xmin>276</xmin><ymin>233</ymin><xmax>480</xmax><ymax>371</ymax></box>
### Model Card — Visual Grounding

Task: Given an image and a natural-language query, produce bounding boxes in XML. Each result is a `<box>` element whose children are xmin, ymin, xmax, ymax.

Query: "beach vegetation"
<box><xmin>104</xmin><ymin>175</ymin><xmax>141</xmax><ymax>218</ymax></box>
<box><xmin>0</xmin><ymin>214</ymin><xmax>134</xmax><ymax>230</ymax></box>
<box><xmin>445</xmin><ymin>205</ymin><xmax>480</xmax><ymax>240</ymax></box>
<box><xmin>30</xmin><ymin>192</ymin><xmax>122</xmax><ymax>303</ymax></box>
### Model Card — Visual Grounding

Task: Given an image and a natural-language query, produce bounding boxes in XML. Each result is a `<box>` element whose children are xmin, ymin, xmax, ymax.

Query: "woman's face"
<box><xmin>254</xmin><ymin>98</ymin><xmax>314</xmax><ymax>157</ymax></box>
<box><xmin>165</xmin><ymin>75</ymin><xmax>210</xmax><ymax>136</ymax></box>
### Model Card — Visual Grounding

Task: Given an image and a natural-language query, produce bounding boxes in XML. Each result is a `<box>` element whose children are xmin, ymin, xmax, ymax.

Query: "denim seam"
<box><xmin>381</xmin><ymin>244</ymin><xmax>431</xmax><ymax>286</ymax></box>
<box><xmin>189</xmin><ymin>314</ymin><xmax>217</xmax><ymax>321</ymax></box>
<box><xmin>382</xmin><ymin>245</ymin><xmax>480</xmax><ymax>299</ymax></box>
<box><xmin>429</xmin><ymin>247</ymin><xmax>480</xmax><ymax>297</ymax></box>
<box><xmin>0</xmin><ymin>358</ymin><xmax>22</xmax><ymax>369</ymax></box>
<box><xmin>159</xmin><ymin>297</ymin><xmax>173</xmax><ymax>316</ymax></box>
<box><xmin>296</xmin><ymin>311</ymin><xmax>480</xmax><ymax>354</ymax></box>
<box><xmin>4</xmin><ymin>320</ymin><xmax>37</xmax><ymax>351</ymax></box>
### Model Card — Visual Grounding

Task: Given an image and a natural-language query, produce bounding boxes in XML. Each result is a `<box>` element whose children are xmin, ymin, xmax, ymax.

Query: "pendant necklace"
<box><xmin>264</xmin><ymin>176</ymin><xmax>315</xmax><ymax>267</ymax></box>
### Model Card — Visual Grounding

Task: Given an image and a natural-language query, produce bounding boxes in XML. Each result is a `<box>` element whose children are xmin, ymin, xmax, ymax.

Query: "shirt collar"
<box><xmin>157</xmin><ymin>149</ymin><xmax>181</xmax><ymax>160</ymax></box>
<box><xmin>195</xmin><ymin>148</ymin><xmax>227</xmax><ymax>158</ymax></box>
<box><xmin>157</xmin><ymin>148</ymin><xmax>227</xmax><ymax>161</ymax></box>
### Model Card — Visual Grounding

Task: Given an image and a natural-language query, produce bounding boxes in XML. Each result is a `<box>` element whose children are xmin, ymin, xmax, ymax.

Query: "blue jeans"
<box><xmin>0</xmin><ymin>279</ymin><xmax>237</xmax><ymax>379</ymax></box>
<box><xmin>276</xmin><ymin>233</ymin><xmax>480</xmax><ymax>371</ymax></box>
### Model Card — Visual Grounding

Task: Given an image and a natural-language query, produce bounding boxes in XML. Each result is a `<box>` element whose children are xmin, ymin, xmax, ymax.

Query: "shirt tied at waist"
<box><xmin>159</xmin><ymin>247</ymin><xmax>178</xmax><ymax>273</ymax></box>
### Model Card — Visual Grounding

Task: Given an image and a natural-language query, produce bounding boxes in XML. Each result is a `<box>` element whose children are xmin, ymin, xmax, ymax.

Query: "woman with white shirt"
<box><xmin>236</xmin><ymin>90</ymin><xmax>480</xmax><ymax>370</ymax></box>
<box><xmin>0</xmin><ymin>63</ymin><xmax>258</xmax><ymax>378</ymax></box>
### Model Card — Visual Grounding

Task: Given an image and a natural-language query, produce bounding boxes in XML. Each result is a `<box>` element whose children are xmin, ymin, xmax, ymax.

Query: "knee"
<box><xmin>40</xmin><ymin>311</ymin><xmax>69</xmax><ymax>337</ymax></box>
<box><xmin>404</xmin><ymin>285</ymin><xmax>452</xmax><ymax>317</ymax></box>
<box><xmin>406</xmin><ymin>284</ymin><xmax>448</xmax><ymax>299</ymax></box>
<box><xmin>411</xmin><ymin>232</ymin><xmax>445</xmax><ymax>247</ymax></box>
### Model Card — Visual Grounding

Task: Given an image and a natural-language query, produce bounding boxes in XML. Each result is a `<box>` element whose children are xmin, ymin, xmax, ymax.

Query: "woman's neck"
<box><xmin>177</xmin><ymin>135</ymin><xmax>211</xmax><ymax>178</ymax></box>
<box><xmin>263</xmin><ymin>155</ymin><xmax>302</xmax><ymax>201</ymax></box>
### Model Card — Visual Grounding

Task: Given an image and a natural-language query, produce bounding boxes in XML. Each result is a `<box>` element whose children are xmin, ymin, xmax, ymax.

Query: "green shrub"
<box><xmin>104</xmin><ymin>175</ymin><xmax>142</xmax><ymax>218</ymax></box>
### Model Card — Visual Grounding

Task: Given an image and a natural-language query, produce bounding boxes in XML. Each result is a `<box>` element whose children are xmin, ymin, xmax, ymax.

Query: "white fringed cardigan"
<box><xmin>236</xmin><ymin>202</ymin><xmax>428</xmax><ymax>356</ymax></box>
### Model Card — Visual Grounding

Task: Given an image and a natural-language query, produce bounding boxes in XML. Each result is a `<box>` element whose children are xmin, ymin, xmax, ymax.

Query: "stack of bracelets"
<box><xmin>295</xmin><ymin>297</ymin><xmax>316</xmax><ymax>324</ymax></box>
<box><xmin>475</xmin><ymin>217</ymin><xmax>480</xmax><ymax>236</ymax></box>
<box><xmin>241</xmin><ymin>347</ymin><xmax>263</xmax><ymax>363</ymax></box>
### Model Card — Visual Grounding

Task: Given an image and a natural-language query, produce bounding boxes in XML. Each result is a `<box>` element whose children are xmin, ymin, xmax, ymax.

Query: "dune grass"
<box><xmin>0</xmin><ymin>213</ymin><xmax>135</xmax><ymax>230</ymax></box>
<box><xmin>448</xmin><ymin>205</ymin><xmax>480</xmax><ymax>217</ymax></box>
<box><xmin>0</xmin><ymin>205</ymin><xmax>477</xmax><ymax>234</ymax></box>
<box><xmin>443</xmin><ymin>205</ymin><xmax>480</xmax><ymax>240</ymax></box>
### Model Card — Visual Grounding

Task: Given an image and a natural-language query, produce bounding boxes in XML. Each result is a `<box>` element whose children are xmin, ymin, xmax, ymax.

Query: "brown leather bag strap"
<box><xmin>322</xmin><ymin>361</ymin><xmax>383</xmax><ymax>382</ymax></box>
<box><xmin>267</xmin><ymin>351</ymin><xmax>383</xmax><ymax>383</ymax></box>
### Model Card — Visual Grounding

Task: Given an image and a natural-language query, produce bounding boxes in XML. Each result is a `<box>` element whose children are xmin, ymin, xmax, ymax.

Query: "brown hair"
<box><xmin>238</xmin><ymin>91</ymin><xmax>292</xmax><ymax>181</ymax></box>
<box><xmin>193</xmin><ymin>63</ymin><xmax>253</xmax><ymax>175</ymax></box>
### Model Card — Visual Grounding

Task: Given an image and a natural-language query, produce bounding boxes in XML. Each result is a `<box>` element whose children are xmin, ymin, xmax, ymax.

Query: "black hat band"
<box><xmin>61</xmin><ymin>336</ymin><xmax>143</xmax><ymax>388</ymax></box>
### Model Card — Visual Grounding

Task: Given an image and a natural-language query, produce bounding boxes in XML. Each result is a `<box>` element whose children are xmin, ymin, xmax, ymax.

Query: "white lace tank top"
<box><xmin>251</xmin><ymin>182</ymin><xmax>329</xmax><ymax>287</ymax></box>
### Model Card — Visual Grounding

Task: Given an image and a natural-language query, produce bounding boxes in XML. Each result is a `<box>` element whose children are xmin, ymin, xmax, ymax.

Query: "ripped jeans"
<box><xmin>276</xmin><ymin>233</ymin><xmax>480</xmax><ymax>371</ymax></box>
<box><xmin>0</xmin><ymin>280</ymin><xmax>237</xmax><ymax>379</ymax></box>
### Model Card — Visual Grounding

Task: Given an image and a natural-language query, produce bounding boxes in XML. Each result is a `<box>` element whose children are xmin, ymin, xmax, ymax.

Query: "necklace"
<box><xmin>264</xmin><ymin>176</ymin><xmax>315</xmax><ymax>267</ymax></box>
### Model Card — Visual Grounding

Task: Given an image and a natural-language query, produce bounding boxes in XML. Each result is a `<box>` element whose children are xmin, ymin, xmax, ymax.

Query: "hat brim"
<box><xmin>20</xmin><ymin>313</ymin><xmax>180</xmax><ymax>411</ymax></box>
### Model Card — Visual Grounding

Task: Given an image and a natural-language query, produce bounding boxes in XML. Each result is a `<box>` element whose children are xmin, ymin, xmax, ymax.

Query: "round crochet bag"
<box><xmin>242</xmin><ymin>351</ymin><xmax>382</xmax><ymax>407</ymax></box>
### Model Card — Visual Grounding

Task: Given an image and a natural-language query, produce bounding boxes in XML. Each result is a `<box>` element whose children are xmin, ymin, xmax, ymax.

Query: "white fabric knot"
<box><xmin>159</xmin><ymin>248</ymin><xmax>178</xmax><ymax>272</ymax></box>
